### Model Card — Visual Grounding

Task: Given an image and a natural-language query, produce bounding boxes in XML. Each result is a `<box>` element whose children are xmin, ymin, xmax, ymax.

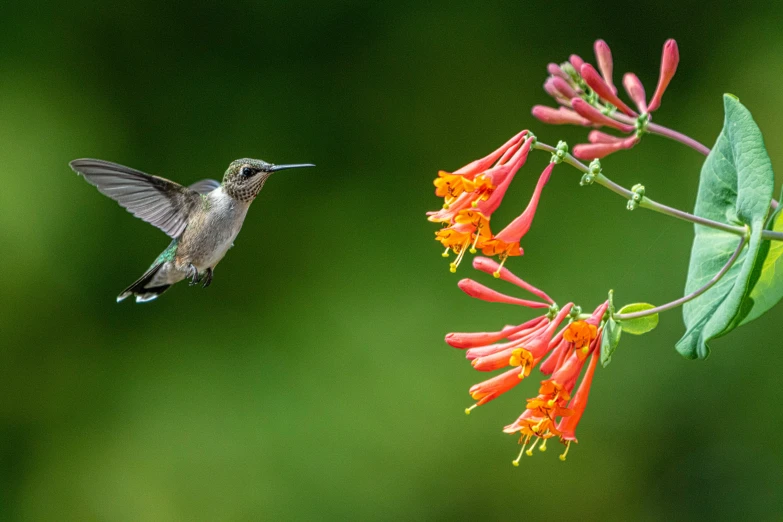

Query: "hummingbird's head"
<box><xmin>222</xmin><ymin>158</ymin><xmax>314</xmax><ymax>202</ymax></box>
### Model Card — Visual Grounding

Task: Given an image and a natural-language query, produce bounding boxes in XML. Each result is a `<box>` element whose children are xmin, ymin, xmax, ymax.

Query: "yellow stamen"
<box><xmin>525</xmin><ymin>437</ymin><xmax>541</xmax><ymax>456</ymax></box>
<box><xmin>559</xmin><ymin>440</ymin><xmax>571</xmax><ymax>462</ymax></box>
<box><xmin>539</xmin><ymin>438</ymin><xmax>547</xmax><ymax>452</ymax></box>
<box><xmin>512</xmin><ymin>443</ymin><xmax>527</xmax><ymax>467</ymax></box>
<box><xmin>464</xmin><ymin>404</ymin><xmax>477</xmax><ymax>415</ymax></box>
<box><xmin>450</xmin><ymin>238</ymin><xmax>471</xmax><ymax>273</ymax></box>
<box><xmin>517</xmin><ymin>362</ymin><xmax>527</xmax><ymax>379</ymax></box>
<box><xmin>441</xmin><ymin>248</ymin><xmax>450</xmax><ymax>258</ymax></box>
<box><xmin>443</xmin><ymin>203</ymin><xmax>450</xmax><ymax>210</ymax></box>
<box><xmin>469</xmin><ymin>229</ymin><xmax>482</xmax><ymax>254</ymax></box>
<box><xmin>471</xmin><ymin>200</ymin><xmax>478</xmax><ymax>208</ymax></box>
<box><xmin>493</xmin><ymin>254</ymin><xmax>509</xmax><ymax>278</ymax></box>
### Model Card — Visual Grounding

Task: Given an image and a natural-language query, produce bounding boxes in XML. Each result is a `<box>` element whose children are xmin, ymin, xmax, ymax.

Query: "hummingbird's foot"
<box><xmin>186</xmin><ymin>264</ymin><xmax>200</xmax><ymax>286</ymax></box>
<box><xmin>202</xmin><ymin>268</ymin><xmax>213</xmax><ymax>288</ymax></box>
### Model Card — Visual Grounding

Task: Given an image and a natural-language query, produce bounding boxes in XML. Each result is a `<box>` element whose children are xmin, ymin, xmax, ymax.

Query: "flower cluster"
<box><xmin>533</xmin><ymin>39</ymin><xmax>680</xmax><ymax>159</ymax></box>
<box><xmin>427</xmin><ymin>132</ymin><xmax>555</xmax><ymax>272</ymax></box>
<box><xmin>448</xmin><ymin>257</ymin><xmax>608</xmax><ymax>464</ymax></box>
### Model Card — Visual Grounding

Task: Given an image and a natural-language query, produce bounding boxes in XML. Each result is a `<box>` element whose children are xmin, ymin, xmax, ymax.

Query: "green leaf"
<box><xmin>600</xmin><ymin>317</ymin><xmax>622</xmax><ymax>368</ymax></box>
<box><xmin>676</xmin><ymin>95</ymin><xmax>774</xmax><ymax>360</ymax></box>
<box><xmin>615</xmin><ymin>303</ymin><xmax>659</xmax><ymax>335</ymax></box>
<box><xmin>740</xmin><ymin>187</ymin><xmax>783</xmax><ymax>325</ymax></box>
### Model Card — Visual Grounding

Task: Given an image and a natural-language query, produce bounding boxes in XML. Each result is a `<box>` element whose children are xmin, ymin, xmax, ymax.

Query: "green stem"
<box><xmin>613</xmin><ymin>235</ymin><xmax>747</xmax><ymax>321</ymax></box>
<box><xmin>532</xmin><ymin>141</ymin><xmax>783</xmax><ymax>241</ymax></box>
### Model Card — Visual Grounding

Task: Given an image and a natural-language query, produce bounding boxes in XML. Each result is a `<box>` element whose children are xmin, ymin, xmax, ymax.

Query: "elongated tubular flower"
<box><xmin>429</xmin><ymin>136</ymin><xmax>535</xmax><ymax>272</ymax></box>
<box><xmin>572</xmin><ymin>135</ymin><xmax>639</xmax><ymax>160</ymax></box>
<box><xmin>622</xmin><ymin>73</ymin><xmax>648</xmax><ymax>114</ymax></box>
<box><xmin>556</xmin><ymin>348</ymin><xmax>600</xmax><ymax>461</ymax></box>
<box><xmin>432</xmin><ymin>130</ymin><xmax>527</xmax><ymax>208</ymax></box>
<box><xmin>580</xmin><ymin>63</ymin><xmax>637</xmax><ymax>117</ymax></box>
<box><xmin>593</xmin><ymin>39</ymin><xmax>615</xmax><ymax>94</ymax></box>
<box><xmin>468</xmin><ymin>367</ymin><xmax>525</xmax><ymax>407</ymax></box>
<box><xmin>463</xmin><ymin>304</ymin><xmax>573</xmax><ymax>415</ymax></box>
<box><xmin>445</xmin><ymin>315</ymin><xmax>546</xmax><ymax>349</ymax></box>
<box><xmin>571</xmin><ymin>98</ymin><xmax>635</xmax><ymax>132</ymax></box>
<box><xmin>531</xmin><ymin>105</ymin><xmax>591</xmax><ymax>126</ymax></box>
<box><xmin>480</xmin><ymin>163</ymin><xmax>554</xmax><ymax>267</ymax></box>
<box><xmin>469</xmin><ymin>306</ymin><xmax>572</xmax><ymax>372</ymax></box>
<box><xmin>472</xmin><ymin>256</ymin><xmax>554</xmax><ymax>303</ymax></box>
<box><xmin>457</xmin><ymin>279</ymin><xmax>549</xmax><ymax>309</ymax></box>
<box><xmin>648</xmin><ymin>39</ymin><xmax>679</xmax><ymax>112</ymax></box>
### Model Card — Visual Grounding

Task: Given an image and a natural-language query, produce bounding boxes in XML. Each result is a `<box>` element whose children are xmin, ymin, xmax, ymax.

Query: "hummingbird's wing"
<box><xmin>188</xmin><ymin>179</ymin><xmax>221</xmax><ymax>195</ymax></box>
<box><xmin>70</xmin><ymin>159</ymin><xmax>202</xmax><ymax>238</ymax></box>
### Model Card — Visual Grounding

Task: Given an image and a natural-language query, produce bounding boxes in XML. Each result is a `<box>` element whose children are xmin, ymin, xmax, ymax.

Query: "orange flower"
<box><xmin>428</xmin><ymin>132</ymin><xmax>534</xmax><ymax>271</ymax></box>
<box><xmin>563</xmin><ymin>320</ymin><xmax>598</xmax><ymax>349</ymax></box>
<box><xmin>445</xmin><ymin>260</ymin><xmax>610</xmax><ymax>466</ymax></box>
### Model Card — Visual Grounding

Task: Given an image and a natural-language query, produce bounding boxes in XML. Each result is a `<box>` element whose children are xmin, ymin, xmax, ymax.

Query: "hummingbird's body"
<box><xmin>70</xmin><ymin>158</ymin><xmax>314</xmax><ymax>303</ymax></box>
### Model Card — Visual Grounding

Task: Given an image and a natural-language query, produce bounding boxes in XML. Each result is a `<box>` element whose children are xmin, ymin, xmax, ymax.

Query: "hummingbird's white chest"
<box><xmin>182</xmin><ymin>187</ymin><xmax>250</xmax><ymax>271</ymax></box>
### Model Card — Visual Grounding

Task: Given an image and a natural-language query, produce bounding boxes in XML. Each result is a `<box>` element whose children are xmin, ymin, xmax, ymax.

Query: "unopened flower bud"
<box><xmin>547</xmin><ymin>62</ymin><xmax>570</xmax><ymax>80</ymax></box>
<box><xmin>587</xmin><ymin>130</ymin><xmax>624</xmax><ymax>144</ymax></box>
<box><xmin>550</xmin><ymin>76</ymin><xmax>578</xmax><ymax>100</ymax></box>
<box><xmin>580</xmin><ymin>63</ymin><xmax>637</xmax><ymax>117</ymax></box>
<box><xmin>593</xmin><ymin>39</ymin><xmax>616</xmax><ymax>94</ymax></box>
<box><xmin>648</xmin><ymin>39</ymin><xmax>679</xmax><ymax>112</ymax></box>
<box><xmin>570</xmin><ymin>98</ymin><xmax>635</xmax><ymax>132</ymax></box>
<box><xmin>569</xmin><ymin>54</ymin><xmax>585</xmax><ymax>74</ymax></box>
<box><xmin>622</xmin><ymin>73</ymin><xmax>648</xmax><ymax>114</ymax></box>
<box><xmin>531</xmin><ymin>105</ymin><xmax>591</xmax><ymax>126</ymax></box>
<box><xmin>572</xmin><ymin>135</ymin><xmax>639</xmax><ymax>160</ymax></box>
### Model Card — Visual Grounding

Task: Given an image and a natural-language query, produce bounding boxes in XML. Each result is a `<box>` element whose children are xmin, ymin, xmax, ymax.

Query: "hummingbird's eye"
<box><xmin>240</xmin><ymin>167</ymin><xmax>253</xmax><ymax>177</ymax></box>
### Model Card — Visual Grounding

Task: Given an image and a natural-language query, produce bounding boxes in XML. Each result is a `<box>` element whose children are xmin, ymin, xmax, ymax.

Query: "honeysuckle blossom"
<box><xmin>532</xmin><ymin>38</ymin><xmax>681</xmax><ymax>160</ymax></box>
<box><xmin>428</xmin><ymin>131</ymin><xmax>545</xmax><ymax>272</ymax></box>
<box><xmin>448</xmin><ymin>257</ymin><xmax>609</xmax><ymax>464</ymax></box>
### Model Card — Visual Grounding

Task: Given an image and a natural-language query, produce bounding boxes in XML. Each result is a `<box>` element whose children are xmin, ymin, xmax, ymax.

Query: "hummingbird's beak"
<box><xmin>268</xmin><ymin>163</ymin><xmax>316</xmax><ymax>173</ymax></box>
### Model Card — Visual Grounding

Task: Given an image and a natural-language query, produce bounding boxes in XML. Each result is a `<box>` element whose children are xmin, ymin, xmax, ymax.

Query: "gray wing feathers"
<box><xmin>70</xmin><ymin>159</ymin><xmax>201</xmax><ymax>238</ymax></box>
<box><xmin>189</xmin><ymin>179</ymin><xmax>221</xmax><ymax>194</ymax></box>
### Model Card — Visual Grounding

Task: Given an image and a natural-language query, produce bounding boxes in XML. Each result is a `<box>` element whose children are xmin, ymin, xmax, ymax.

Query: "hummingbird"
<box><xmin>70</xmin><ymin>158</ymin><xmax>315</xmax><ymax>303</ymax></box>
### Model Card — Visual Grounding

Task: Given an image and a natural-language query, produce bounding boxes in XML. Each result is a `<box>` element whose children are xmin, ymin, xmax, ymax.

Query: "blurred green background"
<box><xmin>2</xmin><ymin>1</ymin><xmax>782</xmax><ymax>520</ymax></box>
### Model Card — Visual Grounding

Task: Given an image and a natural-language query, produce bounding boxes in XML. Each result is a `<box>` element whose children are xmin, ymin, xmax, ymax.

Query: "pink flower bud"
<box><xmin>593</xmin><ymin>39</ymin><xmax>616</xmax><ymax>94</ymax></box>
<box><xmin>570</xmin><ymin>98</ymin><xmax>635</xmax><ymax>132</ymax></box>
<box><xmin>551</xmin><ymin>76</ymin><xmax>578</xmax><ymax>99</ymax></box>
<box><xmin>572</xmin><ymin>135</ymin><xmax>639</xmax><ymax>160</ymax></box>
<box><xmin>544</xmin><ymin>78</ymin><xmax>564</xmax><ymax>101</ymax></box>
<box><xmin>587</xmin><ymin>130</ymin><xmax>624</xmax><ymax>144</ymax></box>
<box><xmin>531</xmin><ymin>105</ymin><xmax>591</xmax><ymax>126</ymax></box>
<box><xmin>622</xmin><ymin>72</ymin><xmax>648</xmax><ymax>113</ymax></box>
<box><xmin>547</xmin><ymin>62</ymin><xmax>570</xmax><ymax>80</ymax></box>
<box><xmin>569</xmin><ymin>54</ymin><xmax>585</xmax><ymax>73</ymax></box>
<box><xmin>648</xmin><ymin>39</ymin><xmax>679</xmax><ymax>112</ymax></box>
<box><xmin>472</xmin><ymin>257</ymin><xmax>554</xmax><ymax>303</ymax></box>
<box><xmin>457</xmin><ymin>279</ymin><xmax>549</xmax><ymax>308</ymax></box>
<box><xmin>580</xmin><ymin>63</ymin><xmax>637</xmax><ymax>117</ymax></box>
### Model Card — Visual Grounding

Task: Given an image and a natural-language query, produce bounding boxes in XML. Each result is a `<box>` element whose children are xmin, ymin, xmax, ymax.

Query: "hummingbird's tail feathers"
<box><xmin>117</xmin><ymin>263</ymin><xmax>171</xmax><ymax>303</ymax></box>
